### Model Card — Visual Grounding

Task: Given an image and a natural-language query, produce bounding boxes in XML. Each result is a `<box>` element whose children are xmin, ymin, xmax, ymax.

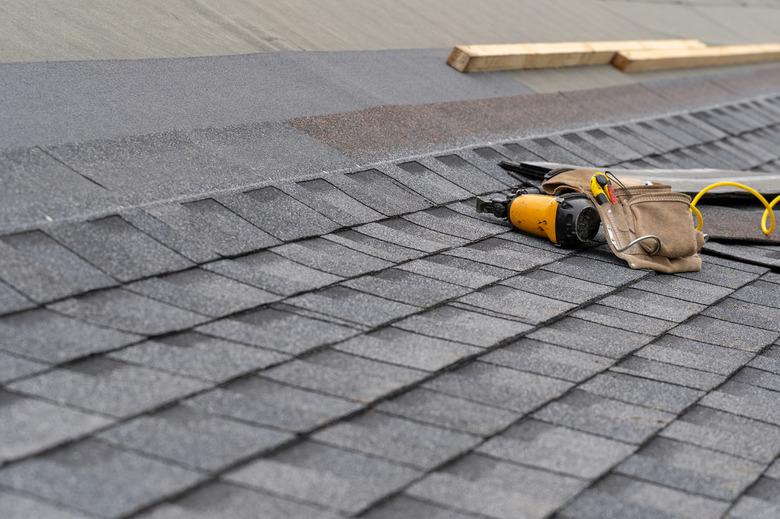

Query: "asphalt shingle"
<box><xmin>361</xmin><ymin>494</ymin><xmax>477</xmax><ymax>519</ymax></box>
<box><xmin>398</xmin><ymin>253</ymin><xmax>514</xmax><ymax>288</ymax></box>
<box><xmin>324</xmin><ymin>229</ymin><xmax>426</xmax><ymax>263</ymax></box>
<box><xmin>357</xmin><ymin>218</ymin><xmax>465</xmax><ymax>252</ymax></box>
<box><xmin>457</xmin><ymin>285</ymin><xmax>575</xmax><ymax>324</ymax></box>
<box><xmin>0</xmin><ymin>230</ymin><xmax>114</xmax><ymax>302</ymax></box>
<box><xmin>616</xmin><ymin>437</ymin><xmax>763</xmax><ymax>501</ymax></box>
<box><xmin>560</xmin><ymin>474</ymin><xmax>729</xmax><ymax>519</ymax></box>
<box><xmin>635</xmin><ymin>335</ymin><xmax>752</xmax><ymax>376</ymax></box>
<box><xmin>732</xmin><ymin>280</ymin><xmax>780</xmax><ymax>308</ymax></box>
<box><xmin>0</xmin><ymin>280</ymin><xmax>33</xmax><ymax>316</ymax></box>
<box><xmin>126</xmin><ymin>268</ymin><xmax>278</xmax><ymax>318</ymax></box>
<box><xmin>225</xmin><ymin>440</ymin><xmax>421</xmax><ymax>514</ymax></box>
<box><xmin>49</xmin><ymin>288</ymin><xmax>208</xmax><ymax>335</ymax></box>
<box><xmin>0</xmin><ymin>439</ymin><xmax>203</xmax><ymax>518</ymax></box>
<box><xmin>334</xmin><ymin>327</ymin><xmax>480</xmax><ymax>372</ymax></box>
<box><xmin>394</xmin><ymin>304</ymin><xmax>531</xmax><ymax>347</ymax></box>
<box><xmin>478</xmin><ymin>419</ymin><xmax>634</xmax><ymax>479</ymax></box>
<box><xmin>533</xmin><ymin>389</ymin><xmax>674</xmax><ymax>444</ymax></box>
<box><xmin>343</xmin><ymin>268</ymin><xmax>470</xmax><ymax>307</ymax></box>
<box><xmin>98</xmin><ymin>405</ymin><xmax>293</xmax><ymax>471</ymax></box>
<box><xmin>185</xmin><ymin>377</ymin><xmax>359</xmax><ymax>432</ymax></box>
<box><xmin>109</xmin><ymin>332</ymin><xmax>288</xmax><ymax>382</ymax></box>
<box><xmin>611</xmin><ymin>355</ymin><xmax>725</xmax><ymax>391</ymax></box>
<box><xmin>204</xmin><ymin>250</ymin><xmax>342</xmax><ymax>296</ymax></box>
<box><xmin>500</xmin><ymin>269</ymin><xmax>612</xmax><ymax>304</ymax></box>
<box><xmin>390</xmin><ymin>162</ymin><xmax>471</xmax><ymax>204</ymax></box>
<box><xmin>446</xmin><ymin>237</ymin><xmax>560</xmax><ymax>271</ymax></box>
<box><xmin>404</xmin><ymin>206</ymin><xmax>505</xmax><ymax>241</ymax></box>
<box><xmin>542</xmin><ymin>255</ymin><xmax>647</xmax><ymax>286</ymax></box>
<box><xmin>632</xmin><ymin>275</ymin><xmax>733</xmax><ymax>305</ymax></box>
<box><xmin>573</xmin><ymin>303</ymin><xmax>676</xmax><ymax>336</ymax></box>
<box><xmin>273</xmin><ymin>237</ymin><xmax>391</xmax><ymax>277</ymax></box>
<box><xmin>703</xmin><ymin>297</ymin><xmax>780</xmax><ymax>332</ymax></box>
<box><xmin>527</xmin><ymin>317</ymin><xmax>652</xmax><ymax>358</ymax></box>
<box><xmin>313</xmin><ymin>411</ymin><xmax>480</xmax><ymax>470</ymax></box>
<box><xmin>579</xmin><ymin>371</ymin><xmax>703</xmax><ymax>413</ymax></box>
<box><xmin>0</xmin><ymin>351</ymin><xmax>47</xmax><ymax>384</ymax></box>
<box><xmin>47</xmin><ymin>216</ymin><xmax>193</xmax><ymax>283</ymax></box>
<box><xmin>264</xmin><ymin>349</ymin><xmax>426</xmax><ymax>402</ymax></box>
<box><xmin>9</xmin><ymin>357</ymin><xmax>207</xmax><ymax>418</ymax></box>
<box><xmin>286</xmin><ymin>286</ymin><xmax>417</xmax><ymax>327</ymax></box>
<box><xmin>599</xmin><ymin>287</ymin><xmax>705</xmax><ymax>322</ymax></box>
<box><xmin>481</xmin><ymin>338</ymin><xmax>612</xmax><ymax>383</ymax></box>
<box><xmin>329</xmin><ymin>169</ymin><xmax>431</xmax><ymax>216</ymax></box>
<box><xmin>702</xmin><ymin>380</ymin><xmax>780</xmax><ymax>426</ymax></box>
<box><xmin>748</xmin><ymin>344</ymin><xmax>780</xmax><ymax>375</ymax></box>
<box><xmin>0</xmin><ymin>308</ymin><xmax>139</xmax><ymax>363</ymax></box>
<box><xmin>0</xmin><ymin>390</ymin><xmax>111</xmax><ymax>464</ymax></box>
<box><xmin>287</xmin><ymin>178</ymin><xmax>383</xmax><ymax>227</ymax></box>
<box><xmin>424</xmin><ymin>361</ymin><xmax>572</xmax><ymax>413</ymax></box>
<box><xmin>196</xmin><ymin>305</ymin><xmax>356</xmax><ymax>355</ymax></box>
<box><xmin>0</xmin><ymin>490</ymin><xmax>87</xmax><ymax>519</ymax></box>
<box><xmin>406</xmin><ymin>453</ymin><xmax>587</xmax><ymax>519</ymax></box>
<box><xmin>670</xmin><ymin>316</ymin><xmax>779</xmax><ymax>352</ymax></box>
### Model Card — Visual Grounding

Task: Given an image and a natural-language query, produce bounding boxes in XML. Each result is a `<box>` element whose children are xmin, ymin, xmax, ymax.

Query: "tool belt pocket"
<box><xmin>623</xmin><ymin>189</ymin><xmax>697</xmax><ymax>258</ymax></box>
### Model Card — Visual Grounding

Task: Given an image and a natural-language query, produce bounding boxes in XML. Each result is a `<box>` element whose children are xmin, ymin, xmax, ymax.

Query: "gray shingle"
<box><xmin>273</xmin><ymin>237</ymin><xmax>391</xmax><ymax>277</ymax></box>
<box><xmin>599</xmin><ymin>288</ymin><xmax>705</xmax><ymax>322</ymax></box>
<box><xmin>49</xmin><ymin>288</ymin><xmax>208</xmax><ymax>335</ymax></box>
<box><xmin>481</xmin><ymin>338</ymin><xmax>612</xmax><ymax>383</ymax></box>
<box><xmin>203</xmin><ymin>250</ymin><xmax>341</xmax><ymax>296</ymax></box>
<box><xmin>329</xmin><ymin>169</ymin><xmax>431</xmax><ymax>216</ymax></box>
<box><xmin>406</xmin><ymin>453</ymin><xmax>586</xmax><ymax>519</ymax></box>
<box><xmin>287</xmin><ymin>178</ymin><xmax>383</xmax><ymax>227</ymax></box>
<box><xmin>579</xmin><ymin>128</ymin><xmax>643</xmax><ymax>162</ymax></box>
<box><xmin>286</xmin><ymin>286</ymin><xmax>417</xmax><ymax>327</ymax></box>
<box><xmin>430</xmin><ymin>154</ymin><xmax>509</xmax><ymax>194</ymax></box>
<box><xmin>389</xmin><ymin>162</ymin><xmax>472</xmax><ymax>204</ymax></box>
<box><xmin>728</xmin><ymin>495</ymin><xmax>780</xmax><ymax>519</ymax></box>
<box><xmin>0</xmin><ymin>390</ymin><xmax>111</xmax><ymax>463</ymax></box>
<box><xmin>479</xmin><ymin>419</ymin><xmax>634</xmax><ymax>479</ymax></box>
<box><xmin>138</xmin><ymin>482</ymin><xmax>342</xmax><ymax>519</ymax></box>
<box><xmin>552</xmin><ymin>132</ymin><xmax>618</xmax><ymax>166</ymax></box>
<box><xmin>264</xmin><ymin>349</ymin><xmax>426</xmax><ymax>402</ymax></box>
<box><xmin>47</xmin><ymin>216</ymin><xmax>193</xmax><ymax>282</ymax></box>
<box><xmin>457</xmin><ymin>285</ymin><xmax>574</xmax><ymax>324</ymax></box>
<box><xmin>218</xmin><ymin>187</ymin><xmax>339</xmax><ymax>242</ymax></box>
<box><xmin>677</xmin><ymin>261</ymin><xmax>759</xmax><ymax>289</ymax></box>
<box><xmin>196</xmin><ymin>306</ymin><xmax>356</xmax><ymax>356</ymax></box>
<box><xmin>602</xmin><ymin>124</ymin><xmax>663</xmax><ymax>156</ymax></box>
<box><xmin>579</xmin><ymin>371</ymin><xmax>703</xmax><ymax>413</ymax></box>
<box><xmin>325</xmin><ymin>229</ymin><xmax>425</xmax><ymax>263</ymax></box>
<box><xmin>733</xmin><ymin>366</ymin><xmax>780</xmax><ymax>393</ymax></box>
<box><xmin>748</xmin><ymin>345</ymin><xmax>780</xmax><ymax>375</ymax></box>
<box><xmin>534</xmin><ymin>389</ymin><xmax>674</xmax><ymax>444</ymax></box>
<box><xmin>109</xmin><ymin>332</ymin><xmax>288</xmax><ymax>382</ymax></box>
<box><xmin>313</xmin><ymin>411</ymin><xmax>479</xmax><ymax>470</ymax></box>
<box><xmin>635</xmin><ymin>335</ymin><xmax>752</xmax><ymax>376</ymax></box>
<box><xmin>515</xmin><ymin>137</ymin><xmax>588</xmax><ymax>164</ymax></box>
<box><xmin>0</xmin><ymin>231</ymin><xmax>114</xmax><ymax>302</ymax></box>
<box><xmin>126</xmin><ymin>268</ymin><xmax>278</xmax><ymax>318</ymax></box>
<box><xmin>0</xmin><ymin>280</ymin><xmax>33</xmax><ymax>316</ymax></box>
<box><xmin>185</xmin><ymin>377</ymin><xmax>359</xmax><ymax>432</ymax></box>
<box><xmin>225</xmin><ymin>440</ymin><xmax>420</xmax><ymax>514</ymax></box>
<box><xmin>362</xmin><ymin>495</ymin><xmax>478</xmax><ymax>519</ymax></box>
<box><xmin>702</xmin><ymin>380</ymin><xmax>780</xmax><ymax>426</ymax></box>
<box><xmin>632</xmin><ymin>276</ymin><xmax>733</xmax><ymax>305</ymax></box>
<box><xmin>334</xmin><ymin>327</ymin><xmax>480</xmax><ymax>372</ymax></box>
<box><xmin>142</xmin><ymin>197</ymin><xmax>280</xmax><ymax>257</ymax></box>
<box><xmin>446</xmin><ymin>237</ymin><xmax>560</xmax><ymax>271</ymax></box>
<box><xmin>377</xmin><ymin>387</ymin><xmax>518</xmax><ymax>437</ymax></box>
<box><xmin>394</xmin><ymin>305</ymin><xmax>531</xmax><ymax>347</ymax></box>
<box><xmin>732</xmin><ymin>280</ymin><xmax>780</xmax><ymax>308</ymax></box>
<box><xmin>611</xmin><ymin>356</ymin><xmax>725</xmax><ymax>391</ymax></box>
<box><xmin>527</xmin><ymin>317</ymin><xmax>652</xmax><ymax>358</ymax></box>
<box><xmin>357</xmin><ymin>219</ymin><xmax>465</xmax><ymax>253</ymax></box>
<box><xmin>9</xmin><ymin>357</ymin><xmax>207</xmax><ymax>418</ymax></box>
<box><xmin>0</xmin><ymin>309</ymin><xmax>139</xmax><ymax>363</ymax></box>
<box><xmin>0</xmin><ymin>351</ymin><xmax>47</xmax><ymax>384</ymax></box>
<box><xmin>746</xmin><ymin>475</ymin><xmax>780</xmax><ymax>506</ymax></box>
<box><xmin>670</xmin><ymin>316</ymin><xmax>778</xmax><ymax>352</ymax></box>
<box><xmin>0</xmin><ymin>490</ymin><xmax>86</xmax><ymax>519</ymax></box>
<box><xmin>501</xmin><ymin>270</ymin><xmax>612</xmax><ymax>304</ymax></box>
<box><xmin>559</xmin><ymin>474</ymin><xmax>729</xmax><ymax>519</ymax></box>
<box><xmin>542</xmin><ymin>255</ymin><xmax>647</xmax><ymax>286</ymax></box>
<box><xmin>404</xmin><ymin>207</ymin><xmax>505</xmax><ymax>242</ymax></box>
<box><xmin>0</xmin><ymin>439</ymin><xmax>203</xmax><ymax>518</ymax></box>
<box><xmin>397</xmin><ymin>254</ymin><xmax>514</xmax><ymax>289</ymax></box>
<box><xmin>573</xmin><ymin>304</ymin><xmax>676</xmax><ymax>336</ymax></box>
<box><xmin>703</xmin><ymin>297</ymin><xmax>780</xmax><ymax>332</ymax></box>
<box><xmin>616</xmin><ymin>437</ymin><xmax>763</xmax><ymax>500</ymax></box>
<box><xmin>343</xmin><ymin>268</ymin><xmax>470</xmax><ymax>307</ymax></box>
<box><xmin>661</xmin><ymin>405</ymin><xmax>780</xmax><ymax>463</ymax></box>
<box><xmin>424</xmin><ymin>361</ymin><xmax>572</xmax><ymax>413</ymax></box>
<box><xmin>98</xmin><ymin>405</ymin><xmax>293</xmax><ymax>471</ymax></box>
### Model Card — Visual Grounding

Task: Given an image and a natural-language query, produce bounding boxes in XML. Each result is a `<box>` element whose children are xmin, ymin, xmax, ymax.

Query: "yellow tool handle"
<box><xmin>689</xmin><ymin>181</ymin><xmax>780</xmax><ymax>236</ymax></box>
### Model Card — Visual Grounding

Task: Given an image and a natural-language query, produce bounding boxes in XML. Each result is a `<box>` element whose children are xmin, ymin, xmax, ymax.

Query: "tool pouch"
<box><xmin>542</xmin><ymin>168</ymin><xmax>704</xmax><ymax>273</ymax></box>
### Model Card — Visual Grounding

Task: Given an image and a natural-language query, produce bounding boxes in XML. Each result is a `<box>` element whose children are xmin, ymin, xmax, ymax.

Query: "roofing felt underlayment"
<box><xmin>4</xmin><ymin>42</ymin><xmax>780</xmax><ymax>519</ymax></box>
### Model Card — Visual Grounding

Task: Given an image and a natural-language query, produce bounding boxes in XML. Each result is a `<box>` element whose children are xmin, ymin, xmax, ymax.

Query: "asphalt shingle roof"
<box><xmin>3</xmin><ymin>74</ymin><xmax>780</xmax><ymax>519</ymax></box>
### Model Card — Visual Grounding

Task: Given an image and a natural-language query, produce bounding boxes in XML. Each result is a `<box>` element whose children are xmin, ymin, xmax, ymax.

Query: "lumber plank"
<box><xmin>612</xmin><ymin>43</ymin><xmax>780</xmax><ymax>72</ymax></box>
<box><xmin>447</xmin><ymin>39</ymin><xmax>706</xmax><ymax>72</ymax></box>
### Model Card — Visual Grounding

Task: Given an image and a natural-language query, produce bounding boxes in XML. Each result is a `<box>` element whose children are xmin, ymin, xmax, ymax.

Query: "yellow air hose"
<box><xmin>689</xmin><ymin>181</ymin><xmax>780</xmax><ymax>236</ymax></box>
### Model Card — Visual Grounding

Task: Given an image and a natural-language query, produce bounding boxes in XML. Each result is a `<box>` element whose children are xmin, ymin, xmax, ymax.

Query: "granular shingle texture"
<box><xmin>4</xmin><ymin>62</ymin><xmax>780</xmax><ymax>519</ymax></box>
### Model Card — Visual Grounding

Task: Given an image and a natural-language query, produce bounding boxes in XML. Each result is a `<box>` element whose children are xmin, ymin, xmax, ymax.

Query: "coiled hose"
<box><xmin>690</xmin><ymin>182</ymin><xmax>780</xmax><ymax>236</ymax></box>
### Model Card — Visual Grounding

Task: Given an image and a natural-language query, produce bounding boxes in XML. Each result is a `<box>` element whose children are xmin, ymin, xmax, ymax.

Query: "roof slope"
<box><xmin>2</xmin><ymin>69</ymin><xmax>780</xmax><ymax>518</ymax></box>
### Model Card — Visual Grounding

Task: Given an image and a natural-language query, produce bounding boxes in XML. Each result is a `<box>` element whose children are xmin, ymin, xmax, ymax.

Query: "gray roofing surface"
<box><xmin>3</xmin><ymin>55</ymin><xmax>780</xmax><ymax>519</ymax></box>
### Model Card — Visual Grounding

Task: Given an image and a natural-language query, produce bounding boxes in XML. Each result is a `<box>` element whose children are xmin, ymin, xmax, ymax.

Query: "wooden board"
<box><xmin>447</xmin><ymin>39</ymin><xmax>706</xmax><ymax>72</ymax></box>
<box><xmin>612</xmin><ymin>43</ymin><xmax>780</xmax><ymax>72</ymax></box>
